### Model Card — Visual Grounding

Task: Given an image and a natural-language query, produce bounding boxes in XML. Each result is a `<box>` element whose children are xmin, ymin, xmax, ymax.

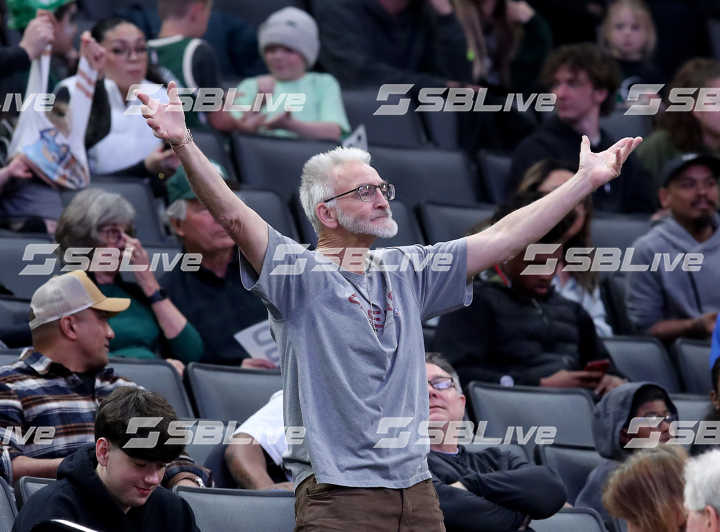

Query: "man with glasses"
<box><xmin>626</xmin><ymin>153</ymin><xmax>720</xmax><ymax>344</ymax></box>
<box><xmin>425</xmin><ymin>353</ymin><xmax>566</xmax><ymax>531</ymax></box>
<box><xmin>577</xmin><ymin>382</ymin><xmax>678</xmax><ymax>531</ymax></box>
<box><xmin>139</xmin><ymin>81</ymin><xmax>641</xmax><ymax>530</ymax></box>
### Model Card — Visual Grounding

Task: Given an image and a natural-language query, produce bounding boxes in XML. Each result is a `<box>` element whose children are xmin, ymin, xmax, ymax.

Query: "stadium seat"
<box><xmin>211</xmin><ymin>0</ymin><xmax>305</xmax><ymax>27</ymax></box>
<box><xmin>107</xmin><ymin>358</ymin><xmax>195</xmax><ymax>418</ymax></box>
<box><xmin>602</xmin><ymin>336</ymin><xmax>681</xmax><ymax>393</ymax></box>
<box><xmin>531</xmin><ymin>507</ymin><xmax>607</xmax><ymax>532</ymax></box>
<box><xmin>421</xmin><ymin>112</ymin><xmax>459</xmax><ymax>150</ymax></box>
<box><xmin>238</xmin><ymin>188</ymin><xmax>300</xmax><ymax>241</ymax></box>
<box><xmin>61</xmin><ymin>181</ymin><xmax>171</xmax><ymax>246</ymax></box>
<box><xmin>15</xmin><ymin>477</ymin><xmax>54</xmax><ymax>510</ymax></box>
<box><xmin>672</xmin><ymin>339</ymin><xmax>713</xmax><ymax>395</ymax></box>
<box><xmin>0</xmin><ymin>349</ymin><xmax>23</xmax><ymax>367</ymax></box>
<box><xmin>599</xmin><ymin>110</ymin><xmax>652</xmax><ymax>140</ymax></box>
<box><xmin>232</xmin><ymin>135</ymin><xmax>337</xmax><ymax>201</ymax></box>
<box><xmin>203</xmin><ymin>442</ymin><xmax>236</xmax><ymax>489</ymax></box>
<box><xmin>418</xmin><ymin>202</ymin><xmax>495</xmax><ymax>243</ymax></box>
<box><xmin>0</xmin><ymin>296</ymin><xmax>31</xmax><ymax>348</ymax></box>
<box><xmin>0</xmin><ymin>236</ymin><xmax>57</xmax><ymax>299</ymax></box>
<box><xmin>342</xmin><ymin>88</ymin><xmax>428</xmax><ymax>149</ymax></box>
<box><xmin>534</xmin><ymin>444</ymin><xmax>603</xmax><ymax>505</ymax></box>
<box><xmin>369</xmin><ymin>146</ymin><xmax>478</xmax><ymax>210</ymax></box>
<box><xmin>590</xmin><ymin>213</ymin><xmax>651</xmax><ymax>251</ymax></box>
<box><xmin>599</xmin><ymin>274</ymin><xmax>634</xmax><ymax>335</ymax></box>
<box><xmin>477</xmin><ymin>150</ymin><xmax>513</xmax><ymax>204</ymax></box>
<box><xmin>175</xmin><ymin>486</ymin><xmax>295</xmax><ymax>532</ymax></box>
<box><xmin>186</xmin><ymin>364</ymin><xmax>282</xmax><ymax>423</ymax></box>
<box><xmin>670</xmin><ymin>393</ymin><xmax>711</xmax><ymax>423</ymax></box>
<box><xmin>190</xmin><ymin>129</ymin><xmax>237</xmax><ymax>181</ymax></box>
<box><xmin>467</xmin><ymin>383</ymin><xmax>595</xmax><ymax>450</ymax></box>
<box><xmin>0</xmin><ymin>476</ymin><xmax>16</xmax><ymax>532</ymax></box>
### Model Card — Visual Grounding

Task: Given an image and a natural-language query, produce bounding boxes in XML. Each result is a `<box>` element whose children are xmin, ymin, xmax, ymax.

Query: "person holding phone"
<box><xmin>435</xmin><ymin>191</ymin><xmax>626</xmax><ymax>395</ymax></box>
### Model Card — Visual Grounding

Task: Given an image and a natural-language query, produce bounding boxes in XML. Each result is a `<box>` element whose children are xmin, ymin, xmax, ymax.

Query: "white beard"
<box><xmin>336</xmin><ymin>206</ymin><xmax>399</xmax><ymax>238</ymax></box>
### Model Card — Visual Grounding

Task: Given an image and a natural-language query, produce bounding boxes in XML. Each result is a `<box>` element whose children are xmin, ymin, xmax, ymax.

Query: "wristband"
<box><xmin>147</xmin><ymin>288</ymin><xmax>168</xmax><ymax>304</ymax></box>
<box><xmin>170</xmin><ymin>129</ymin><xmax>193</xmax><ymax>150</ymax></box>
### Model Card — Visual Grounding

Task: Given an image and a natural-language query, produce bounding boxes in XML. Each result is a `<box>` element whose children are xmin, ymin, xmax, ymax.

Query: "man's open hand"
<box><xmin>578</xmin><ymin>135</ymin><xmax>643</xmax><ymax>191</ymax></box>
<box><xmin>138</xmin><ymin>80</ymin><xmax>187</xmax><ymax>145</ymax></box>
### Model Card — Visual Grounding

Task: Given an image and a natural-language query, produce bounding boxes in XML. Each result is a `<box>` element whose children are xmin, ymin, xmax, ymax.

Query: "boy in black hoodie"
<box><xmin>12</xmin><ymin>387</ymin><xmax>200</xmax><ymax>532</ymax></box>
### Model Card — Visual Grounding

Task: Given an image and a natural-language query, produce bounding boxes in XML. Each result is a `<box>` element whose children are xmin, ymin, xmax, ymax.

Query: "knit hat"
<box><xmin>7</xmin><ymin>0</ymin><xmax>74</xmax><ymax>30</ymax></box>
<box><xmin>258</xmin><ymin>7</ymin><xmax>320</xmax><ymax>68</ymax></box>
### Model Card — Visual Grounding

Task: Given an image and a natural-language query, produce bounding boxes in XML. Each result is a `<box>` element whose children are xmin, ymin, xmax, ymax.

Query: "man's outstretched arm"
<box><xmin>465</xmin><ymin>136</ymin><xmax>643</xmax><ymax>280</ymax></box>
<box><xmin>138</xmin><ymin>81</ymin><xmax>268</xmax><ymax>274</ymax></box>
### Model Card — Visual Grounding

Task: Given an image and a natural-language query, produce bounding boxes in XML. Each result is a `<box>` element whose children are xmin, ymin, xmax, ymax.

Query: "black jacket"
<box><xmin>509</xmin><ymin>116</ymin><xmax>655</xmax><ymax>214</ymax></box>
<box><xmin>434</xmin><ymin>278</ymin><xmax>613</xmax><ymax>387</ymax></box>
<box><xmin>429</xmin><ymin>445</ymin><xmax>566</xmax><ymax>532</ymax></box>
<box><xmin>12</xmin><ymin>446</ymin><xmax>200</xmax><ymax>532</ymax></box>
<box><xmin>315</xmin><ymin>0</ymin><xmax>471</xmax><ymax>89</ymax></box>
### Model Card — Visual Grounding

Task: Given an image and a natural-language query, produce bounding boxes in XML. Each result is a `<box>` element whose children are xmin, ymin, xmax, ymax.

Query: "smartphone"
<box><xmin>584</xmin><ymin>359</ymin><xmax>611</xmax><ymax>373</ymax></box>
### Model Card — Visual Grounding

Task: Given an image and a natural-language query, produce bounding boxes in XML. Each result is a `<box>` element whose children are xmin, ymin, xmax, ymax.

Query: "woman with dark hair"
<box><xmin>690</xmin><ymin>347</ymin><xmax>720</xmax><ymax>457</ymax></box>
<box><xmin>57</xmin><ymin>17</ymin><xmax>179</xmax><ymax>179</ymax></box>
<box><xmin>636</xmin><ymin>58</ymin><xmax>720</xmax><ymax>192</ymax></box>
<box><xmin>516</xmin><ymin>158</ymin><xmax>613</xmax><ymax>337</ymax></box>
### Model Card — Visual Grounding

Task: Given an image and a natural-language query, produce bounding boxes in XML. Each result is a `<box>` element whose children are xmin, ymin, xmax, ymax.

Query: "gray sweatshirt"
<box><xmin>626</xmin><ymin>214</ymin><xmax>720</xmax><ymax>331</ymax></box>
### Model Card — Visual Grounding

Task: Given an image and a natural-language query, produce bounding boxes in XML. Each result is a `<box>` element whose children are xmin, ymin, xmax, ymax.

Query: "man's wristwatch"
<box><xmin>147</xmin><ymin>288</ymin><xmax>168</xmax><ymax>304</ymax></box>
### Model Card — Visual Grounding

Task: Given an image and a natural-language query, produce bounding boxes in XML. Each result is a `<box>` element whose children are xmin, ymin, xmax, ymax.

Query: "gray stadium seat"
<box><xmin>342</xmin><ymin>88</ymin><xmax>428</xmax><ymax>148</ymax></box>
<box><xmin>467</xmin><ymin>383</ymin><xmax>596</xmax><ymax>450</ymax></box>
<box><xmin>670</xmin><ymin>393</ymin><xmax>712</xmax><ymax>424</ymax></box>
<box><xmin>672</xmin><ymin>339</ymin><xmax>713</xmax><ymax>395</ymax></box>
<box><xmin>477</xmin><ymin>150</ymin><xmax>513</xmax><ymax>204</ymax></box>
<box><xmin>0</xmin><ymin>236</ymin><xmax>56</xmax><ymax>299</ymax></box>
<box><xmin>0</xmin><ymin>477</ymin><xmax>16</xmax><ymax>532</ymax></box>
<box><xmin>369</xmin><ymin>146</ymin><xmax>478</xmax><ymax>210</ymax></box>
<box><xmin>418</xmin><ymin>202</ymin><xmax>495</xmax><ymax>243</ymax></box>
<box><xmin>107</xmin><ymin>358</ymin><xmax>195</xmax><ymax>418</ymax></box>
<box><xmin>211</xmin><ymin>0</ymin><xmax>304</xmax><ymax>27</ymax></box>
<box><xmin>531</xmin><ymin>507</ymin><xmax>607</xmax><ymax>532</ymax></box>
<box><xmin>602</xmin><ymin>336</ymin><xmax>681</xmax><ymax>393</ymax></box>
<box><xmin>590</xmin><ymin>213</ymin><xmax>651</xmax><ymax>251</ymax></box>
<box><xmin>190</xmin><ymin>129</ymin><xmax>237</xmax><ymax>181</ymax></box>
<box><xmin>0</xmin><ymin>296</ymin><xmax>31</xmax><ymax>348</ymax></box>
<box><xmin>232</xmin><ymin>135</ymin><xmax>337</xmax><ymax>201</ymax></box>
<box><xmin>238</xmin><ymin>188</ymin><xmax>300</xmax><ymax>241</ymax></box>
<box><xmin>599</xmin><ymin>274</ymin><xmax>634</xmax><ymax>335</ymax></box>
<box><xmin>421</xmin><ymin>112</ymin><xmax>459</xmax><ymax>150</ymax></box>
<box><xmin>175</xmin><ymin>486</ymin><xmax>295</xmax><ymax>532</ymax></box>
<box><xmin>534</xmin><ymin>444</ymin><xmax>602</xmax><ymax>505</ymax></box>
<box><xmin>187</xmin><ymin>364</ymin><xmax>282</xmax><ymax>424</ymax></box>
<box><xmin>0</xmin><ymin>350</ymin><xmax>23</xmax><ymax>367</ymax></box>
<box><xmin>599</xmin><ymin>110</ymin><xmax>652</xmax><ymax>141</ymax></box>
<box><xmin>16</xmin><ymin>476</ymin><xmax>54</xmax><ymax>510</ymax></box>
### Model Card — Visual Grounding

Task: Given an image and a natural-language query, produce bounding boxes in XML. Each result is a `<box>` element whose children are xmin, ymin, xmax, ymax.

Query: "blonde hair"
<box><xmin>600</xmin><ymin>0</ymin><xmax>657</xmax><ymax>61</ymax></box>
<box><xmin>603</xmin><ymin>446</ymin><xmax>687</xmax><ymax>532</ymax></box>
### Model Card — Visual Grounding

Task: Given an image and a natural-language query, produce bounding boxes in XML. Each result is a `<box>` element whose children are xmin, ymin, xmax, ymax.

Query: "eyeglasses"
<box><xmin>109</xmin><ymin>45</ymin><xmax>148</xmax><ymax>60</ymax></box>
<box><xmin>428</xmin><ymin>377</ymin><xmax>455</xmax><ymax>391</ymax></box>
<box><xmin>323</xmin><ymin>183</ymin><xmax>395</xmax><ymax>203</ymax></box>
<box><xmin>640</xmin><ymin>412</ymin><xmax>677</xmax><ymax>424</ymax></box>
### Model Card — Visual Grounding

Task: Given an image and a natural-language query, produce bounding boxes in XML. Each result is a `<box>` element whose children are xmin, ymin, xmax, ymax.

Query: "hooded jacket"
<box><xmin>12</xmin><ymin>446</ymin><xmax>200</xmax><ymax>532</ymax></box>
<box><xmin>626</xmin><ymin>214</ymin><xmax>720</xmax><ymax>332</ymax></box>
<box><xmin>575</xmin><ymin>382</ymin><xmax>678</xmax><ymax>532</ymax></box>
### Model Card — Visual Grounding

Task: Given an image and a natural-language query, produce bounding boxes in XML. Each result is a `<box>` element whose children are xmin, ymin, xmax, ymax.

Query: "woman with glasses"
<box><xmin>576</xmin><ymin>382</ymin><xmax>679</xmax><ymax>532</ymax></box>
<box><xmin>56</xmin><ymin>17</ymin><xmax>179</xmax><ymax>180</ymax></box>
<box><xmin>54</xmin><ymin>189</ymin><xmax>203</xmax><ymax>374</ymax></box>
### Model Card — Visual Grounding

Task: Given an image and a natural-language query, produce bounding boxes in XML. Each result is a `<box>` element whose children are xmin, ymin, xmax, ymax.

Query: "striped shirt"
<box><xmin>0</xmin><ymin>351</ymin><xmax>210</xmax><ymax>485</ymax></box>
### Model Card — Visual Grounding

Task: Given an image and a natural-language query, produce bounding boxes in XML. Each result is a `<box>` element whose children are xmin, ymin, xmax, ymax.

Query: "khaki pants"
<box><xmin>295</xmin><ymin>475</ymin><xmax>445</xmax><ymax>532</ymax></box>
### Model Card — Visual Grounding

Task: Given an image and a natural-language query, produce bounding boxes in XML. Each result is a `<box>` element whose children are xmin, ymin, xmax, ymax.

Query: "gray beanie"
<box><xmin>258</xmin><ymin>7</ymin><xmax>320</xmax><ymax>68</ymax></box>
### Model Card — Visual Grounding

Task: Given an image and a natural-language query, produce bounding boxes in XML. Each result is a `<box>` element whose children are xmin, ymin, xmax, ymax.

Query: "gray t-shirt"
<box><xmin>240</xmin><ymin>227</ymin><xmax>472</xmax><ymax>489</ymax></box>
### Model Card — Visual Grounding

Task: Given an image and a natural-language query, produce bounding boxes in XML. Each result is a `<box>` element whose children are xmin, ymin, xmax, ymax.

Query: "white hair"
<box><xmin>684</xmin><ymin>449</ymin><xmax>720</xmax><ymax>512</ymax></box>
<box><xmin>166</xmin><ymin>199</ymin><xmax>187</xmax><ymax>222</ymax></box>
<box><xmin>299</xmin><ymin>146</ymin><xmax>372</xmax><ymax>234</ymax></box>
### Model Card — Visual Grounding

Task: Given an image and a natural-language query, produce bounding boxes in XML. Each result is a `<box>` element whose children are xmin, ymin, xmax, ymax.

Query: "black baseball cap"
<box><xmin>660</xmin><ymin>153</ymin><xmax>720</xmax><ymax>187</ymax></box>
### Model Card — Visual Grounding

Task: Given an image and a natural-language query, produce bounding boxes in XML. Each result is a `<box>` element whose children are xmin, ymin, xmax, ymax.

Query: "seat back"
<box><xmin>672</xmin><ymin>339</ymin><xmax>713</xmax><ymax>395</ymax></box>
<box><xmin>203</xmin><ymin>442</ymin><xmax>237</xmax><ymax>489</ymax></box>
<box><xmin>418</xmin><ymin>202</ymin><xmax>495</xmax><ymax>243</ymax></box>
<box><xmin>602</xmin><ymin>336</ymin><xmax>681</xmax><ymax>393</ymax></box>
<box><xmin>191</xmin><ymin>129</ymin><xmax>236</xmax><ymax>181</ymax></box>
<box><xmin>477</xmin><ymin>150</ymin><xmax>513</xmax><ymax>204</ymax></box>
<box><xmin>16</xmin><ymin>476</ymin><xmax>55</xmax><ymax>509</ymax></box>
<box><xmin>211</xmin><ymin>0</ymin><xmax>304</xmax><ymax>27</ymax></box>
<box><xmin>670</xmin><ymin>393</ymin><xmax>712</xmax><ymax>424</ymax></box>
<box><xmin>342</xmin><ymin>88</ymin><xmax>427</xmax><ymax>148</ymax></box>
<box><xmin>187</xmin><ymin>364</ymin><xmax>282</xmax><ymax>423</ymax></box>
<box><xmin>175</xmin><ymin>486</ymin><xmax>295</xmax><ymax>532</ymax></box>
<box><xmin>421</xmin><ymin>112</ymin><xmax>459</xmax><ymax>150</ymax></box>
<box><xmin>0</xmin><ymin>236</ymin><xmax>56</xmax><ymax>299</ymax></box>
<box><xmin>534</xmin><ymin>444</ymin><xmax>603</xmax><ymax>505</ymax></box>
<box><xmin>467</xmin><ymin>383</ymin><xmax>595</xmax><ymax>450</ymax></box>
<box><xmin>238</xmin><ymin>189</ymin><xmax>300</xmax><ymax>241</ymax></box>
<box><xmin>108</xmin><ymin>358</ymin><xmax>195</xmax><ymax>418</ymax></box>
<box><xmin>0</xmin><ymin>296</ymin><xmax>31</xmax><ymax>348</ymax></box>
<box><xmin>0</xmin><ymin>477</ymin><xmax>16</xmax><ymax>532</ymax></box>
<box><xmin>599</xmin><ymin>274</ymin><xmax>634</xmax><ymax>335</ymax></box>
<box><xmin>590</xmin><ymin>214</ymin><xmax>651</xmax><ymax>251</ymax></box>
<box><xmin>531</xmin><ymin>507</ymin><xmax>607</xmax><ymax>532</ymax></box>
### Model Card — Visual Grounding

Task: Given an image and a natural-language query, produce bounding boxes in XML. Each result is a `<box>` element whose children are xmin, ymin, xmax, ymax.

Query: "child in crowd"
<box><xmin>232</xmin><ymin>7</ymin><xmax>349</xmax><ymax>141</ymax></box>
<box><xmin>599</xmin><ymin>0</ymin><xmax>663</xmax><ymax>104</ymax></box>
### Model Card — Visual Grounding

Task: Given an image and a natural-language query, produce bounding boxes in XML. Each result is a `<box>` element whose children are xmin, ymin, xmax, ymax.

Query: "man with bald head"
<box><xmin>139</xmin><ymin>80</ymin><xmax>641</xmax><ymax>530</ymax></box>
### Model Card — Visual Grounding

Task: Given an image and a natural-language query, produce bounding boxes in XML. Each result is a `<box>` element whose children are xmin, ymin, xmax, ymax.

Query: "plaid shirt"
<box><xmin>0</xmin><ymin>351</ymin><xmax>211</xmax><ymax>485</ymax></box>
